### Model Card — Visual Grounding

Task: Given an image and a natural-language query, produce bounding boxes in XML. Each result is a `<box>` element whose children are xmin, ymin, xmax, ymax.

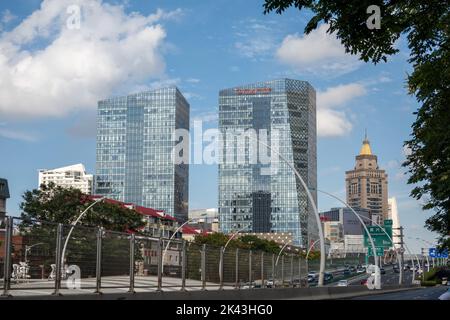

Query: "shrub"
<box><xmin>420</xmin><ymin>280</ymin><xmax>437</xmax><ymax>287</ymax></box>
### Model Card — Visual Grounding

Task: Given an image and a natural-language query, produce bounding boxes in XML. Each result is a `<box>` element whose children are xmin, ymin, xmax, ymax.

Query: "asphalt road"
<box><xmin>349</xmin><ymin>286</ymin><xmax>449</xmax><ymax>300</ymax></box>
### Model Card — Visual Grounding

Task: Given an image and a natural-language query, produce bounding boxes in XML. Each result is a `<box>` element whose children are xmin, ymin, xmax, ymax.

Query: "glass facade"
<box><xmin>95</xmin><ymin>87</ymin><xmax>189</xmax><ymax>221</ymax></box>
<box><xmin>218</xmin><ymin>79</ymin><xmax>317</xmax><ymax>247</ymax></box>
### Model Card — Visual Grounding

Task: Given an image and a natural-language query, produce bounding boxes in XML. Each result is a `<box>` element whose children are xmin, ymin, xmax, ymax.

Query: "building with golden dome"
<box><xmin>345</xmin><ymin>134</ymin><xmax>389</xmax><ymax>224</ymax></box>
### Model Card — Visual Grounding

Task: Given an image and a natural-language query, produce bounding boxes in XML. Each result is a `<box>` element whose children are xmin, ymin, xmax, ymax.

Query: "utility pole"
<box><xmin>393</xmin><ymin>226</ymin><xmax>405</xmax><ymax>285</ymax></box>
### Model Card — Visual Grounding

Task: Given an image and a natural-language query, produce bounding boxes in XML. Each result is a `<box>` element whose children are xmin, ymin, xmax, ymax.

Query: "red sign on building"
<box><xmin>234</xmin><ymin>88</ymin><xmax>272</xmax><ymax>95</ymax></box>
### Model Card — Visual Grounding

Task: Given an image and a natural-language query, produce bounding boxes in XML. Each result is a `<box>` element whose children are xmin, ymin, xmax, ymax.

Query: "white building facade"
<box><xmin>388</xmin><ymin>197</ymin><xmax>400</xmax><ymax>249</ymax></box>
<box><xmin>38</xmin><ymin>164</ymin><xmax>93</xmax><ymax>194</ymax></box>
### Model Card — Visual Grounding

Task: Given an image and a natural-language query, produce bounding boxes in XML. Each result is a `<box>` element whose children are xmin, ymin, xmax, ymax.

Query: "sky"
<box><xmin>0</xmin><ymin>0</ymin><xmax>439</xmax><ymax>252</ymax></box>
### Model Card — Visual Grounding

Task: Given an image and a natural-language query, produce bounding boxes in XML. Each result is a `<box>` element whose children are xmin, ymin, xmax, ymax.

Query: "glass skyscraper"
<box><xmin>218</xmin><ymin>79</ymin><xmax>317</xmax><ymax>247</ymax></box>
<box><xmin>95</xmin><ymin>87</ymin><xmax>189</xmax><ymax>221</ymax></box>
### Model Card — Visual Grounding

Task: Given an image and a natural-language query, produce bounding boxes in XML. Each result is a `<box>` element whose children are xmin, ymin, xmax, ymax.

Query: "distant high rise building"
<box><xmin>345</xmin><ymin>134</ymin><xmax>389</xmax><ymax>224</ymax></box>
<box><xmin>38</xmin><ymin>164</ymin><xmax>93</xmax><ymax>194</ymax></box>
<box><xmin>218</xmin><ymin>79</ymin><xmax>317</xmax><ymax>247</ymax></box>
<box><xmin>95</xmin><ymin>87</ymin><xmax>189</xmax><ymax>221</ymax></box>
<box><xmin>320</xmin><ymin>207</ymin><xmax>371</xmax><ymax>236</ymax></box>
<box><xmin>0</xmin><ymin>178</ymin><xmax>10</xmax><ymax>220</ymax></box>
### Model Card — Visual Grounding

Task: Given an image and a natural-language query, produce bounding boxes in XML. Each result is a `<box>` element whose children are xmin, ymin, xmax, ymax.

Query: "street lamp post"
<box><xmin>305</xmin><ymin>239</ymin><xmax>320</xmax><ymax>280</ymax></box>
<box><xmin>274</xmin><ymin>241</ymin><xmax>292</xmax><ymax>288</ymax></box>
<box><xmin>312</xmin><ymin>188</ymin><xmax>381</xmax><ymax>289</ymax></box>
<box><xmin>24</xmin><ymin>243</ymin><xmax>44</xmax><ymax>264</ymax></box>
<box><xmin>161</xmin><ymin>214</ymin><xmax>207</xmax><ymax>277</ymax></box>
<box><xmin>415</xmin><ymin>237</ymin><xmax>434</xmax><ymax>271</ymax></box>
<box><xmin>219</xmin><ymin>225</ymin><xmax>250</xmax><ymax>289</ymax></box>
<box><xmin>61</xmin><ymin>196</ymin><xmax>106</xmax><ymax>270</ymax></box>
<box><xmin>251</xmin><ymin>136</ymin><xmax>326</xmax><ymax>287</ymax></box>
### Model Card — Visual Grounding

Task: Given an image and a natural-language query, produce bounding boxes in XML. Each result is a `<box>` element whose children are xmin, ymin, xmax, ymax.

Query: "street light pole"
<box><xmin>219</xmin><ymin>225</ymin><xmax>250</xmax><ymax>289</ymax></box>
<box><xmin>61</xmin><ymin>196</ymin><xmax>106</xmax><ymax>269</ymax></box>
<box><xmin>251</xmin><ymin>137</ymin><xmax>326</xmax><ymax>287</ymax></box>
<box><xmin>161</xmin><ymin>214</ymin><xmax>207</xmax><ymax>276</ymax></box>
<box><xmin>305</xmin><ymin>239</ymin><xmax>320</xmax><ymax>277</ymax></box>
<box><xmin>24</xmin><ymin>243</ymin><xmax>44</xmax><ymax>264</ymax></box>
<box><xmin>275</xmin><ymin>241</ymin><xmax>292</xmax><ymax>267</ymax></box>
<box><xmin>311</xmin><ymin>188</ymin><xmax>381</xmax><ymax>289</ymax></box>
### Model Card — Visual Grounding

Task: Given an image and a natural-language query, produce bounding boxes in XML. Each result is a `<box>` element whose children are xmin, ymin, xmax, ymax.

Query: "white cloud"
<box><xmin>0</xmin><ymin>0</ymin><xmax>181</xmax><ymax>119</ymax></box>
<box><xmin>233</xmin><ymin>19</ymin><xmax>277</xmax><ymax>59</ymax></box>
<box><xmin>186</xmin><ymin>78</ymin><xmax>200</xmax><ymax>84</ymax></box>
<box><xmin>276</xmin><ymin>24</ymin><xmax>361</xmax><ymax>76</ymax></box>
<box><xmin>1</xmin><ymin>9</ymin><xmax>17</xmax><ymax>24</ymax></box>
<box><xmin>317</xmin><ymin>83</ymin><xmax>367</xmax><ymax>137</ymax></box>
<box><xmin>0</xmin><ymin>124</ymin><xmax>38</xmax><ymax>142</ymax></box>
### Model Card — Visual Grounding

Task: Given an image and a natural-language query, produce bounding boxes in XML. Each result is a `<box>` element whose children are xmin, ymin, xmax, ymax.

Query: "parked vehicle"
<box><xmin>324</xmin><ymin>273</ymin><xmax>333</xmax><ymax>282</ymax></box>
<box><xmin>380</xmin><ymin>267</ymin><xmax>386</xmax><ymax>275</ymax></box>
<box><xmin>337</xmin><ymin>280</ymin><xmax>349</xmax><ymax>287</ymax></box>
<box><xmin>356</xmin><ymin>267</ymin><xmax>366</xmax><ymax>274</ymax></box>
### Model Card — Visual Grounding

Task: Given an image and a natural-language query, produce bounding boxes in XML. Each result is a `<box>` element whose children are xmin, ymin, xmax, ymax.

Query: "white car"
<box><xmin>438</xmin><ymin>288</ymin><xmax>450</xmax><ymax>300</ymax></box>
<box><xmin>337</xmin><ymin>280</ymin><xmax>349</xmax><ymax>287</ymax></box>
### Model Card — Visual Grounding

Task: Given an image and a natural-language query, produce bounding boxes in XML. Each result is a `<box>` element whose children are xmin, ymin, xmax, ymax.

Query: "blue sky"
<box><xmin>0</xmin><ymin>0</ymin><xmax>438</xmax><ymax>252</ymax></box>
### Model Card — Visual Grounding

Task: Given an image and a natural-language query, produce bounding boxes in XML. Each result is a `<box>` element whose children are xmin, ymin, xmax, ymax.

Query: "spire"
<box><xmin>359</xmin><ymin>130</ymin><xmax>372</xmax><ymax>155</ymax></box>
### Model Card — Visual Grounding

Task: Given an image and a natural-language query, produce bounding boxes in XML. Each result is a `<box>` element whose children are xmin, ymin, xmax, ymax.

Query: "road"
<box><xmin>349</xmin><ymin>286</ymin><xmax>448</xmax><ymax>300</ymax></box>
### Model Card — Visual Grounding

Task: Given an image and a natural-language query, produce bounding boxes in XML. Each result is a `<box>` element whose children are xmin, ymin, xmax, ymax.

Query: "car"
<box><xmin>343</xmin><ymin>269</ymin><xmax>351</xmax><ymax>276</ymax></box>
<box><xmin>438</xmin><ymin>288</ymin><xmax>450</xmax><ymax>300</ymax></box>
<box><xmin>308</xmin><ymin>271</ymin><xmax>318</xmax><ymax>279</ymax></box>
<box><xmin>356</xmin><ymin>267</ymin><xmax>366</xmax><ymax>274</ymax></box>
<box><xmin>403</xmin><ymin>264</ymin><xmax>411</xmax><ymax>271</ymax></box>
<box><xmin>324</xmin><ymin>273</ymin><xmax>333</xmax><ymax>282</ymax></box>
<box><xmin>349</xmin><ymin>266</ymin><xmax>357</xmax><ymax>272</ymax></box>
<box><xmin>360</xmin><ymin>278</ymin><xmax>368</xmax><ymax>285</ymax></box>
<box><xmin>266</xmin><ymin>279</ymin><xmax>274</xmax><ymax>288</ymax></box>
<box><xmin>241</xmin><ymin>282</ymin><xmax>255</xmax><ymax>289</ymax></box>
<box><xmin>380</xmin><ymin>267</ymin><xmax>386</xmax><ymax>275</ymax></box>
<box><xmin>337</xmin><ymin>280</ymin><xmax>349</xmax><ymax>287</ymax></box>
<box><xmin>442</xmin><ymin>277</ymin><xmax>448</xmax><ymax>286</ymax></box>
<box><xmin>393</xmin><ymin>266</ymin><xmax>400</xmax><ymax>273</ymax></box>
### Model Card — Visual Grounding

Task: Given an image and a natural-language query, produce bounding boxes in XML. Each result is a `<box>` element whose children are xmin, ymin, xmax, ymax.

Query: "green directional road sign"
<box><xmin>368</xmin><ymin>246</ymin><xmax>384</xmax><ymax>257</ymax></box>
<box><xmin>364</xmin><ymin>221</ymin><xmax>393</xmax><ymax>248</ymax></box>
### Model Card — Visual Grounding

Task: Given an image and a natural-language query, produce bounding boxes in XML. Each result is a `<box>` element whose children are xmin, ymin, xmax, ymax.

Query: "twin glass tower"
<box><xmin>218</xmin><ymin>79</ymin><xmax>317</xmax><ymax>247</ymax></box>
<box><xmin>95</xmin><ymin>87</ymin><xmax>189</xmax><ymax>221</ymax></box>
<box><xmin>95</xmin><ymin>79</ymin><xmax>317</xmax><ymax>246</ymax></box>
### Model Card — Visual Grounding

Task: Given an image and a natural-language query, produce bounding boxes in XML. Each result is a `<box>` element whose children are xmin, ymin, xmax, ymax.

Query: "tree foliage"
<box><xmin>263</xmin><ymin>0</ymin><xmax>450</xmax><ymax>249</ymax></box>
<box><xmin>194</xmin><ymin>233</ymin><xmax>301</xmax><ymax>255</ymax></box>
<box><xmin>19</xmin><ymin>182</ymin><xmax>145</xmax><ymax>232</ymax></box>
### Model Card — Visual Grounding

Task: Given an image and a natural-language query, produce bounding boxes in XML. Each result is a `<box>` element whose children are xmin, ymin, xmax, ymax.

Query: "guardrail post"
<box><xmin>281</xmin><ymin>255</ymin><xmax>285</xmax><ymax>287</ymax></box>
<box><xmin>290</xmin><ymin>255</ymin><xmax>294</xmax><ymax>287</ymax></box>
<box><xmin>53</xmin><ymin>223</ymin><xmax>63</xmax><ymax>296</ymax></box>
<box><xmin>181</xmin><ymin>240</ymin><xmax>186</xmax><ymax>291</ymax></box>
<box><xmin>271</xmin><ymin>254</ymin><xmax>275</xmax><ymax>288</ymax></box>
<box><xmin>157</xmin><ymin>238</ymin><xmax>163</xmax><ymax>291</ymax></box>
<box><xmin>235</xmin><ymin>248</ymin><xmax>239</xmax><ymax>289</ymax></box>
<box><xmin>94</xmin><ymin>227</ymin><xmax>103</xmax><ymax>294</ymax></box>
<box><xmin>219</xmin><ymin>246</ymin><xmax>224</xmax><ymax>290</ymax></box>
<box><xmin>2</xmin><ymin>217</ymin><xmax>13</xmax><ymax>297</ymax></box>
<box><xmin>261</xmin><ymin>251</ymin><xmax>264</xmax><ymax>288</ymax></box>
<box><xmin>298</xmin><ymin>256</ymin><xmax>302</xmax><ymax>287</ymax></box>
<box><xmin>128</xmin><ymin>234</ymin><xmax>135</xmax><ymax>294</ymax></box>
<box><xmin>248</xmin><ymin>250</ymin><xmax>252</xmax><ymax>289</ymax></box>
<box><xmin>201</xmin><ymin>244</ymin><xmax>206</xmax><ymax>290</ymax></box>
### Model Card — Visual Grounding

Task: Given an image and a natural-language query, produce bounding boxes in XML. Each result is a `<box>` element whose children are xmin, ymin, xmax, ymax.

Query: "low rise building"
<box><xmin>39</xmin><ymin>164</ymin><xmax>93</xmax><ymax>194</ymax></box>
<box><xmin>0</xmin><ymin>178</ymin><xmax>10</xmax><ymax>221</ymax></box>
